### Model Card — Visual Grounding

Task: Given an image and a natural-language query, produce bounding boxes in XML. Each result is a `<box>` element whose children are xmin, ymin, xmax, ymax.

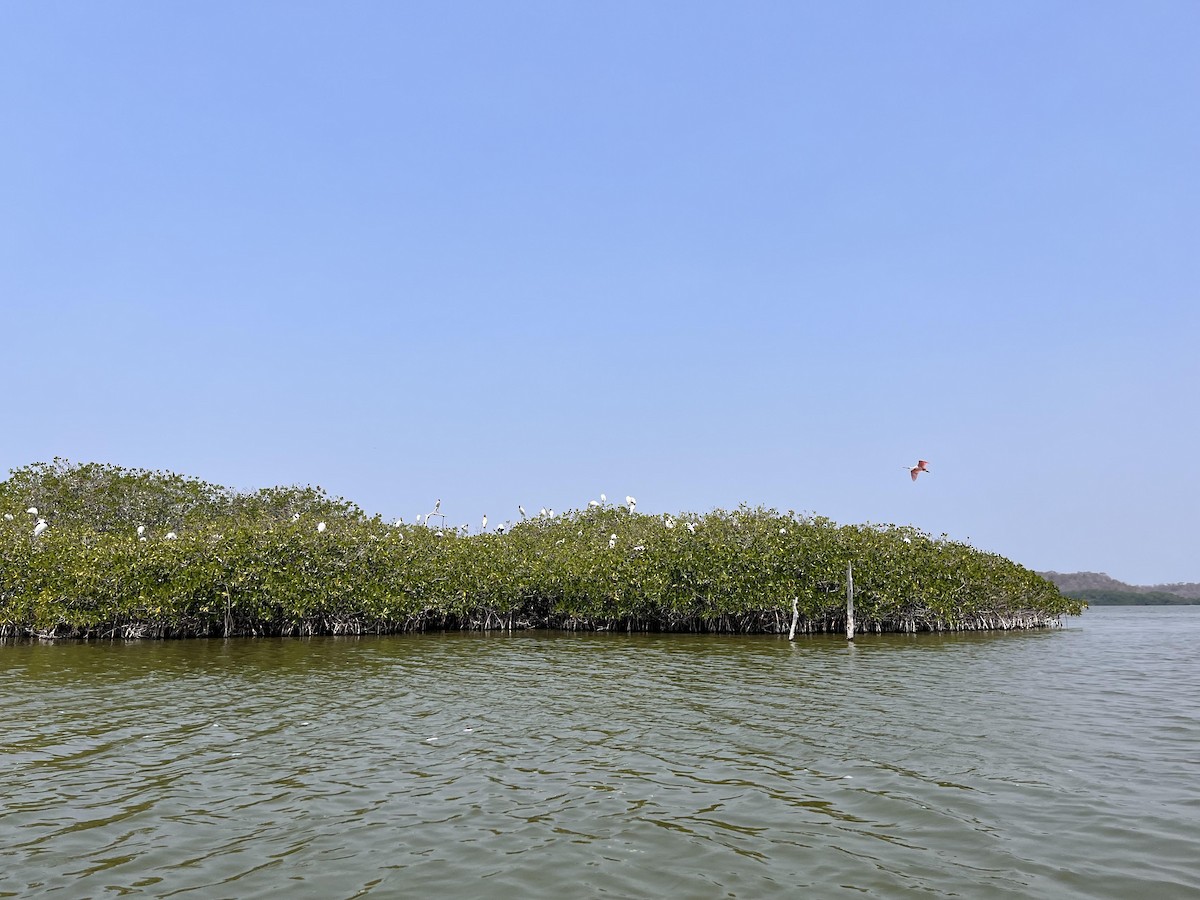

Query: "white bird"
<box><xmin>481</xmin><ymin>514</ymin><xmax>487</xmax><ymax>531</ymax></box>
<box><xmin>626</xmin><ymin>496</ymin><xmax>636</xmax><ymax>513</ymax></box>
<box><xmin>291</xmin><ymin>513</ymin><xmax>300</xmax><ymax>522</ymax></box>
<box><xmin>687</xmin><ymin>522</ymin><xmax>696</xmax><ymax>534</ymax></box>
<box><xmin>589</xmin><ymin>499</ymin><xmax>600</xmax><ymax>508</ymax></box>
<box><xmin>540</xmin><ymin>507</ymin><xmax>548</xmax><ymax>518</ymax></box>
<box><xmin>165</xmin><ymin>531</ymin><xmax>178</xmax><ymax>540</ymax></box>
<box><xmin>3</xmin><ymin>513</ymin><xmax>12</xmax><ymax>520</ymax></box>
<box><xmin>26</xmin><ymin>507</ymin><xmax>38</xmax><ymax>516</ymax></box>
<box><xmin>600</xmin><ymin>493</ymin><xmax>606</xmax><ymax>505</ymax></box>
<box><xmin>546</xmin><ymin>508</ymin><xmax>554</xmax><ymax>518</ymax></box>
<box><xmin>33</xmin><ymin>518</ymin><xmax>48</xmax><ymax>538</ymax></box>
<box><xmin>779</xmin><ymin>527</ymin><xmax>787</xmax><ymax>535</ymax></box>
<box><xmin>608</xmin><ymin>534</ymin><xmax>617</xmax><ymax>549</ymax></box>
<box><xmin>432</xmin><ymin>499</ymin><xmax>442</xmax><ymax>514</ymax></box>
<box><xmin>665</xmin><ymin>515</ymin><xmax>675</xmax><ymax>530</ymax></box>
<box><xmin>518</xmin><ymin>505</ymin><xmax>527</xmax><ymax>518</ymax></box>
<box><xmin>435</xmin><ymin>530</ymin><xmax>444</xmax><ymax>538</ymax></box>
<box><xmin>633</xmin><ymin>544</ymin><xmax>645</xmax><ymax>552</ymax></box>
<box><xmin>495</xmin><ymin>522</ymin><xmax>506</xmax><ymax>535</ymax></box>
<box><xmin>316</xmin><ymin>522</ymin><xmax>326</xmax><ymax>533</ymax></box>
<box><xmin>392</xmin><ymin>518</ymin><xmax>403</xmax><ymax>527</ymax></box>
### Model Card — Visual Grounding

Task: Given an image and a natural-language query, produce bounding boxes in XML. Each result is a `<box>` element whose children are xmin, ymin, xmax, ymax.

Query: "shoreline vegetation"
<box><xmin>1</xmin><ymin>460</ymin><xmax>1082</xmax><ymax>640</ymax></box>
<box><xmin>1038</xmin><ymin>571</ymin><xmax>1200</xmax><ymax>606</ymax></box>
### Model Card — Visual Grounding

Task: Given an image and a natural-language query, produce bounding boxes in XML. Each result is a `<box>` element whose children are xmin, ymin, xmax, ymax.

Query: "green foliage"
<box><xmin>1065</xmin><ymin>588</ymin><xmax>1197</xmax><ymax>606</ymax></box>
<box><xmin>0</xmin><ymin>460</ymin><xmax>1083</xmax><ymax>639</ymax></box>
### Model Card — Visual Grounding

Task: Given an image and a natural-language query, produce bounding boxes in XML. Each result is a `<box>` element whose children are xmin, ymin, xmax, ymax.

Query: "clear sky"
<box><xmin>2</xmin><ymin>2</ymin><xmax>1196</xmax><ymax>584</ymax></box>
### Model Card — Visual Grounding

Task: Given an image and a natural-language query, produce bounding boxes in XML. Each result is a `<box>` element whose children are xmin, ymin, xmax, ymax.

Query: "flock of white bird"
<box><xmin>3</xmin><ymin>507</ymin><xmax>49</xmax><ymax>537</ymax></box>
<box><xmin>381</xmin><ymin>493</ymin><xmax>644</xmax><ymax>540</ymax></box>
<box><xmin>6</xmin><ymin>463</ymin><xmax>928</xmax><ymax>542</ymax></box>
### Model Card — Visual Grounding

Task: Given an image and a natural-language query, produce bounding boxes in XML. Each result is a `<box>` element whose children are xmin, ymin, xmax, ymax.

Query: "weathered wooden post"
<box><xmin>846</xmin><ymin>561</ymin><xmax>855</xmax><ymax>641</ymax></box>
<box><xmin>788</xmin><ymin>596</ymin><xmax>799</xmax><ymax>641</ymax></box>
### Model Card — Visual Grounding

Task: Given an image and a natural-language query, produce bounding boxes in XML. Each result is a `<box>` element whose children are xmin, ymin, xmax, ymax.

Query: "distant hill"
<box><xmin>1039</xmin><ymin>572</ymin><xmax>1200</xmax><ymax>605</ymax></box>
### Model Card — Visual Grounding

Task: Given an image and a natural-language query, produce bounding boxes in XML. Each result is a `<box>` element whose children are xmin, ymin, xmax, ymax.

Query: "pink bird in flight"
<box><xmin>907</xmin><ymin>459</ymin><xmax>930</xmax><ymax>481</ymax></box>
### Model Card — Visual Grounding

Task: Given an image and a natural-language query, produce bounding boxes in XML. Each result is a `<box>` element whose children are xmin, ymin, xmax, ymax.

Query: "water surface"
<box><xmin>2</xmin><ymin>607</ymin><xmax>1197</xmax><ymax>898</ymax></box>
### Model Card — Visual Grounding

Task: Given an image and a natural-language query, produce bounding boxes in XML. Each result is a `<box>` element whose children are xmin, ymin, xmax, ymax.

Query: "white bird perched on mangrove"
<box><xmin>26</xmin><ymin>507</ymin><xmax>38</xmax><ymax>516</ymax></box>
<box><xmin>33</xmin><ymin>518</ymin><xmax>48</xmax><ymax>538</ymax></box>
<box><xmin>686</xmin><ymin>522</ymin><xmax>696</xmax><ymax>534</ymax></box>
<box><xmin>600</xmin><ymin>493</ymin><xmax>606</xmax><ymax>505</ymax></box>
<box><xmin>481</xmin><ymin>514</ymin><xmax>487</xmax><ymax>531</ymax></box>
<box><xmin>137</xmin><ymin>525</ymin><xmax>146</xmax><ymax>536</ymax></box>
<box><xmin>665</xmin><ymin>515</ymin><xmax>675</xmax><ymax>530</ymax></box>
<box><xmin>608</xmin><ymin>534</ymin><xmax>617</xmax><ymax>549</ymax></box>
<box><xmin>626</xmin><ymin>496</ymin><xmax>636</xmax><ymax>513</ymax></box>
<box><xmin>589</xmin><ymin>499</ymin><xmax>600</xmax><ymax>508</ymax></box>
<box><xmin>3</xmin><ymin>513</ymin><xmax>12</xmax><ymax>520</ymax></box>
<box><xmin>540</xmin><ymin>507</ymin><xmax>548</xmax><ymax>518</ymax></box>
<box><xmin>495</xmin><ymin>522</ymin><xmax>506</xmax><ymax>535</ymax></box>
<box><xmin>165</xmin><ymin>531</ymin><xmax>178</xmax><ymax>540</ymax></box>
<box><xmin>906</xmin><ymin>459</ymin><xmax>930</xmax><ymax>481</ymax></box>
<box><xmin>519</xmin><ymin>505</ymin><xmax>527</xmax><ymax>519</ymax></box>
<box><xmin>435</xmin><ymin>530</ymin><xmax>444</xmax><ymax>538</ymax></box>
<box><xmin>291</xmin><ymin>513</ymin><xmax>300</xmax><ymax>522</ymax></box>
<box><xmin>316</xmin><ymin>522</ymin><xmax>326</xmax><ymax>533</ymax></box>
<box><xmin>392</xmin><ymin>518</ymin><xmax>403</xmax><ymax>527</ymax></box>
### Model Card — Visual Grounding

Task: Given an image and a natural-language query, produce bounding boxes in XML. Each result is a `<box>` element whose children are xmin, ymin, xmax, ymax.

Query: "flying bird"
<box><xmin>907</xmin><ymin>460</ymin><xmax>931</xmax><ymax>481</ymax></box>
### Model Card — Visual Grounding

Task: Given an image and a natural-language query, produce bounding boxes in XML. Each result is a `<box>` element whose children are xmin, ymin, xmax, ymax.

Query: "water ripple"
<box><xmin>2</xmin><ymin>609</ymin><xmax>1199</xmax><ymax>898</ymax></box>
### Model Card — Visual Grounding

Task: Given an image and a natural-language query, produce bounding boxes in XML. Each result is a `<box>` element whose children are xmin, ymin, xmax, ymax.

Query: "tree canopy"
<box><xmin>0</xmin><ymin>459</ymin><xmax>1082</xmax><ymax>639</ymax></box>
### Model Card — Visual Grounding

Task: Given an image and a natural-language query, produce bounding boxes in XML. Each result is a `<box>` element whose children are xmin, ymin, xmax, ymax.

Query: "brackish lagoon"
<box><xmin>2</xmin><ymin>607</ymin><xmax>1197</xmax><ymax>898</ymax></box>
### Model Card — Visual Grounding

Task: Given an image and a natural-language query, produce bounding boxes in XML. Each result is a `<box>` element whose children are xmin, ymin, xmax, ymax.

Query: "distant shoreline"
<box><xmin>1039</xmin><ymin>572</ymin><xmax>1200</xmax><ymax>606</ymax></box>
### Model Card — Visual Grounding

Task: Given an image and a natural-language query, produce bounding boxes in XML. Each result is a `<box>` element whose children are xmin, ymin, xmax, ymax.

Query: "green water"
<box><xmin>2</xmin><ymin>607</ymin><xmax>1197</xmax><ymax>898</ymax></box>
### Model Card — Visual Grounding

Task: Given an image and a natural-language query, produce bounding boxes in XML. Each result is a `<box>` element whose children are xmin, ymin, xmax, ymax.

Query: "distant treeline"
<box><xmin>1058</xmin><ymin>589</ymin><xmax>1198</xmax><ymax>607</ymax></box>
<box><xmin>1</xmin><ymin>460</ymin><xmax>1083</xmax><ymax>639</ymax></box>
<box><xmin>1039</xmin><ymin>571</ymin><xmax>1200</xmax><ymax>605</ymax></box>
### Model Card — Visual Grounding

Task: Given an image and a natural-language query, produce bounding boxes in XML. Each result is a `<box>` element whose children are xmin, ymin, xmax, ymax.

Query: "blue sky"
<box><xmin>2</xmin><ymin>2</ymin><xmax>1197</xmax><ymax>584</ymax></box>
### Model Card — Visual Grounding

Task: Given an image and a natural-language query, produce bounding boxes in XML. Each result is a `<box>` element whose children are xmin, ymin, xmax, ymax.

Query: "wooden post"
<box><xmin>846</xmin><ymin>561</ymin><xmax>855</xmax><ymax>641</ymax></box>
<box><xmin>788</xmin><ymin>596</ymin><xmax>799</xmax><ymax>641</ymax></box>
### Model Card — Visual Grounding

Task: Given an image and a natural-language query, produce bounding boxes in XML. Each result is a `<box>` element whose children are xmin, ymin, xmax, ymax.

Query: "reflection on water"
<box><xmin>2</xmin><ymin>608</ymin><xmax>1198</xmax><ymax>898</ymax></box>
